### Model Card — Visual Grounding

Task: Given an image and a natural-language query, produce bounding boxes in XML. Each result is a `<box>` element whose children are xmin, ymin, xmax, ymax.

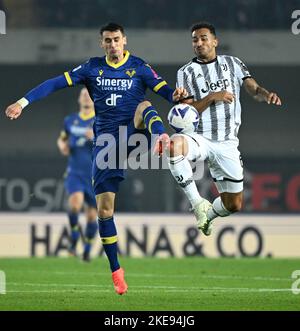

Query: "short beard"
<box><xmin>196</xmin><ymin>53</ymin><xmax>206</xmax><ymax>61</ymax></box>
<box><xmin>196</xmin><ymin>50</ymin><xmax>213</xmax><ymax>62</ymax></box>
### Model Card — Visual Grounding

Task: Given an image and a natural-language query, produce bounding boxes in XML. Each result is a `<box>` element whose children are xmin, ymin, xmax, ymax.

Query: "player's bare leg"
<box><xmin>96</xmin><ymin>192</ymin><xmax>115</xmax><ymax>219</ymax></box>
<box><xmin>221</xmin><ymin>192</ymin><xmax>243</xmax><ymax>213</ymax></box>
<box><xmin>168</xmin><ymin>135</ymin><xmax>212</xmax><ymax>229</ymax></box>
<box><xmin>203</xmin><ymin>191</ymin><xmax>243</xmax><ymax>236</ymax></box>
<box><xmin>69</xmin><ymin>191</ymin><xmax>84</xmax><ymax>212</ymax></box>
<box><xmin>96</xmin><ymin>192</ymin><xmax>128</xmax><ymax>295</ymax></box>
<box><xmin>82</xmin><ymin>205</ymin><xmax>98</xmax><ymax>262</ymax></box>
<box><xmin>68</xmin><ymin>192</ymin><xmax>84</xmax><ymax>256</ymax></box>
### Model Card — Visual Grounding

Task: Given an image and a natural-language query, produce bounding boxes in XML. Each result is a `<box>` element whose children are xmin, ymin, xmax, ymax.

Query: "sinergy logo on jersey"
<box><xmin>96</xmin><ymin>77</ymin><xmax>133</xmax><ymax>91</ymax></box>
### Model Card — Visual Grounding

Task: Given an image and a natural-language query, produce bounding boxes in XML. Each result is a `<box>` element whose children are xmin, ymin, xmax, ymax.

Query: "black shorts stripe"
<box><xmin>242</xmin><ymin>76</ymin><xmax>252</xmax><ymax>81</ymax></box>
<box><xmin>213</xmin><ymin>177</ymin><xmax>244</xmax><ymax>183</ymax></box>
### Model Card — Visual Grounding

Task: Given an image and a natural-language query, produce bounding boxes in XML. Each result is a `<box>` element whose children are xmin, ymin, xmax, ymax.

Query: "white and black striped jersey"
<box><xmin>177</xmin><ymin>55</ymin><xmax>251</xmax><ymax>142</ymax></box>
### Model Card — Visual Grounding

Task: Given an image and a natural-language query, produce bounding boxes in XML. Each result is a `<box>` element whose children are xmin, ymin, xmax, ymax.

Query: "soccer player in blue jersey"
<box><xmin>5</xmin><ymin>23</ymin><xmax>187</xmax><ymax>295</ymax></box>
<box><xmin>57</xmin><ymin>88</ymin><xmax>98</xmax><ymax>262</ymax></box>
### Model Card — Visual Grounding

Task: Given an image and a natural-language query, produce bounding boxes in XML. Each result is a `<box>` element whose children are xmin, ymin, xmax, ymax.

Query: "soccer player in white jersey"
<box><xmin>167</xmin><ymin>22</ymin><xmax>281</xmax><ymax>235</ymax></box>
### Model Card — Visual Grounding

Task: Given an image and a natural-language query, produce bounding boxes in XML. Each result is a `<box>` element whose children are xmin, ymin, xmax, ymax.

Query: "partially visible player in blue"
<box><xmin>5</xmin><ymin>23</ymin><xmax>187</xmax><ymax>295</ymax></box>
<box><xmin>57</xmin><ymin>88</ymin><xmax>98</xmax><ymax>262</ymax></box>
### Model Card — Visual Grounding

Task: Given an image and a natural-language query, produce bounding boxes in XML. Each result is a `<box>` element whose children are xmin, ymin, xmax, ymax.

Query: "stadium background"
<box><xmin>0</xmin><ymin>0</ymin><xmax>300</xmax><ymax>259</ymax></box>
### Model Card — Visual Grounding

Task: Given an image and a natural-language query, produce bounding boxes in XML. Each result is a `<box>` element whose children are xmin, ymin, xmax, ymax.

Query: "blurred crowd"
<box><xmin>1</xmin><ymin>0</ymin><xmax>299</xmax><ymax>29</ymax></box>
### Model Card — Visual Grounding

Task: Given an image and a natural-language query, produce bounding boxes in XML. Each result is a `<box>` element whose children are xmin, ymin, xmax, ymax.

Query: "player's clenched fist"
<box><xmin>5</xmin><ymin>102</ymin><xmax>23</xmax><ymax>120</ymax></box>
<box><xmin>266</xmin><ymin>92</ymin><xmax>281</xmax><ymax>106</ymax></box>
<box><xmin>172</xmin><ymin>87</ymin><xmax>188</xmax><ymax>102</ymax></box>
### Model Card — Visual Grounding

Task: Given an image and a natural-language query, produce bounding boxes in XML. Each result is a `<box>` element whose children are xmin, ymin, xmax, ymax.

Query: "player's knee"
<box><xmin>169</xmin><ymin>136</ymin><xmax>186</xmax><ymax>157</ymax></box>
<box><xmin>98</xmin><ymin>208</ymin><xmax>114</xmax><ymax>219</ymax></box>
<box><xmin>69</xmin><ymin>193</ymin><xmax>83</xmax><ymax>212</ymax></box>
<box><xmin>70</xmin><ymin>205</ymin><xmax>81</xmax><ymax>214</ymax></box>
<box><xmin>224</xmin><ymin>200</ymin><xmax>242</xmax><ymax>213</ymax></box>
<box><xmin>136</xmin><ymin>100</ymin><xmax>152</xmax><ymax>114</ymax></box>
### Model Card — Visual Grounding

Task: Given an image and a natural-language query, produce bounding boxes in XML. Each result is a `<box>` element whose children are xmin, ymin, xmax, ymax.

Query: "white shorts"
<box><xmin>175</xmin><ymin>133</ymin><xmax>244</xmax><ymax>193</ymax></box>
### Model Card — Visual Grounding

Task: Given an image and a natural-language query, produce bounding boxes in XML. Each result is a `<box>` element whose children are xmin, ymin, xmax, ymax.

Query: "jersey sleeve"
<box><xmin>141</xmin><ymin>63</ymin><xmax>169</xmax><ymax>93</ymax></box>
<box><xmin>232</xmin><ymin>57</ymin><xmax>251</xmax><ymax>85</ymax></box>
<box><xmin>140</xmin><ymin>63</ymin><xmax>174</xmax><ymax>102</ymax></box>
<box><xmin>24</xmin><ymin>75</ymin><xmax>69</xmax><ymax>104</ymax></box>
<box><xmin>64</xmin><ymin>60</ymin><xmax>90</xmax><ymax>86</ymax></box>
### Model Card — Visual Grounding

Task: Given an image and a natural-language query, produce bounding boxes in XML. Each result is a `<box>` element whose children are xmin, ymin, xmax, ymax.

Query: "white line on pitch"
<box><xmin>5</xmin><ymin>270</ymin><xmax>291</xmax><ymax>282</ymax></box>
<box><xmin>6</xmin><ymin>287</ymin><xmax>296</xmax><ymax>294</ymax></box>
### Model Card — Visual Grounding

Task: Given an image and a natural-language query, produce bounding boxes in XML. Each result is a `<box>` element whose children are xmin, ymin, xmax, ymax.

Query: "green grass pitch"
<box><xmin>0</xmin><ymin>257</ymin><xmax>299</xmax><ymax>311</ymax></box>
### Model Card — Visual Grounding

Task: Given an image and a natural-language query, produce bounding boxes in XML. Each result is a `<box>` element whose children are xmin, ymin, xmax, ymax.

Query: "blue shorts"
<box><xmin>92</xmin><ymin>121</ymin><xmax>151</xmax><ymax>195</ymax></box>
<box><xmin>65</xmin><ymin>172</ymin><xmax>97</xmax><ymax>208</ymax></box>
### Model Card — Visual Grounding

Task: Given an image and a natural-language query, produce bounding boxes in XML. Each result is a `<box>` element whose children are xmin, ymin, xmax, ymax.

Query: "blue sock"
<box><xmin>98</xmin><ymin>216</ymin><xmax>120</xmax><ymax>272</ymax></box>
<box><xmin>84</xmin><ymin>221</ymin><xmax>98</xmax><ymax>255</ymax></box>
<box><xmin>142</xmin><ymin>106</ymin><xmax>165</xmax><ymax>135</ymax></box>
<box><xmin>68</xmin><ymin>212</ymin><xmax>80</xmax><ymax>250</ymax></box>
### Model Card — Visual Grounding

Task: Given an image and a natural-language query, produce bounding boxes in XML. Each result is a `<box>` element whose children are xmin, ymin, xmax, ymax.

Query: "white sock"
<box><xmin>168</xmin><ymin>155</ymin><xmax>203</xmax><ymax>208</ymax></box>
<box><xmin>207</xmin><ymin>196</ymin><xmax>231</xmax><ymax>221</ymax></box>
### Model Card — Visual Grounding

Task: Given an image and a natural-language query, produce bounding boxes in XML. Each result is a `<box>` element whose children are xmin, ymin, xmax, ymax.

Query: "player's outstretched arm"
<box><xmin>5</xmin><ymin>74</ymin><xmax>69</xmax><ymax>120</ymax></box>
<box><xmin>142</xmin><ymin>64</ymin><xmax>188</xmax><ymax>103</ymax></box>
<box><xmin>243</xmin><ymin>77</ymin><xmax>282</xmax><ymax>105</ymax></box>
<box><xmin>187</xmin><ymin>91</ymin><xmax>235</xmax><ymax>114</ymax></box>
<box><xmin>153</xmin><ymin>84</ymin><xmax>188</xmax><ymax>104</ymax></box>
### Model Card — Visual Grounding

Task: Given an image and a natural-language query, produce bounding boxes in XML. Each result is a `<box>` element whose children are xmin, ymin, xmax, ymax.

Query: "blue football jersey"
<box><xmin>64</xmin><ymin>51</ymin><xmax>169</xmax><ymax>137</ymax></box>
<box><xmin>63</xmin><ymin>112</ymin><xmax>95</xmax><ymax>177</ymax></box>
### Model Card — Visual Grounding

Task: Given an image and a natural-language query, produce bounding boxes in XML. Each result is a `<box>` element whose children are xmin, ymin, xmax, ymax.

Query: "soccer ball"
<box><xmin>167</xmin><ymin>104</ymin><xmax>199</xmax><ymax>133</ymax></box>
